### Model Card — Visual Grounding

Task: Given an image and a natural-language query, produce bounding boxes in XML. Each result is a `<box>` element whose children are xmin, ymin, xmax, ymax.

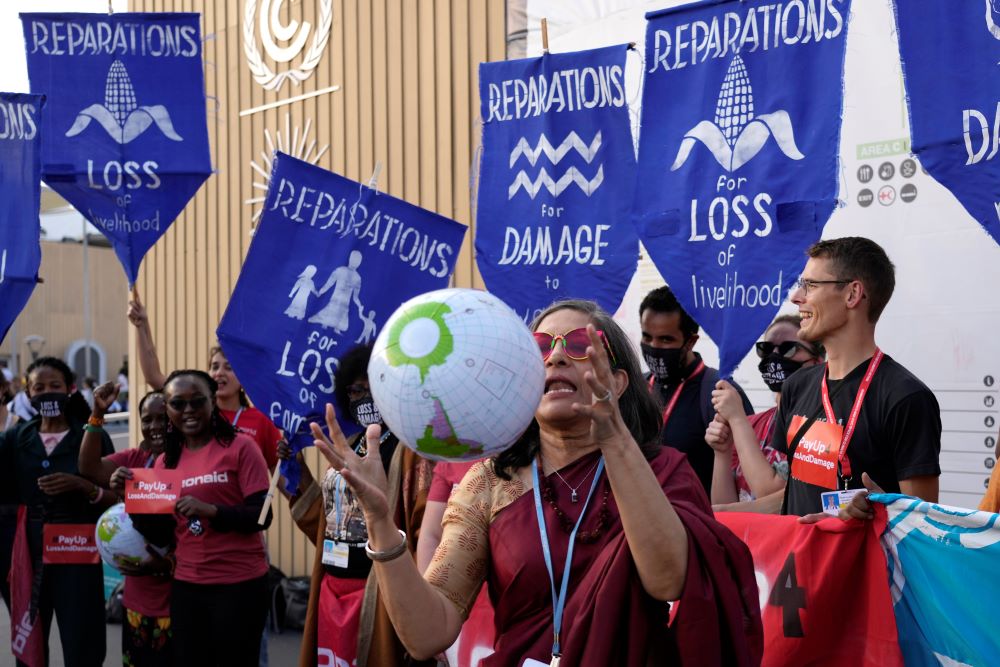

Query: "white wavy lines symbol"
<box><xmin>508</xmin><ymin>131</ymin><xmax>602</xmax><ymax>168</ymax></box>
<box><xmin>508</xmin><ymin>166</ymin><xmax>604</xmax><ymax>199</ymax></box>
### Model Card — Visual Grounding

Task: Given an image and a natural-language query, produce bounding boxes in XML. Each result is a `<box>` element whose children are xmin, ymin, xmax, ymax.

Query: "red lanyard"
<box><xmin>649</xmin><ymin>361</ymin><xmax>705</xmax><ymax>428</ymax></box>
<box><xmin>819</xmin><ymin>348</ymin><xmax>884</xmax><ymax>482</ymax></box>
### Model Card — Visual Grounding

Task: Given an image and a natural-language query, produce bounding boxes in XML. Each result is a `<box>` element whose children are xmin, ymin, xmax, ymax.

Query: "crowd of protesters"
<box><xmin>5</xmin><ymin>236</ymin><xmax>991</xmax><ymax>667</ymax></box>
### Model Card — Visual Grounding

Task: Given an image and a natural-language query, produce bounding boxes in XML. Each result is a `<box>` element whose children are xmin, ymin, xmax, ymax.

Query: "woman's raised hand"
<box><xmin>92</xmin><ymin>381</ymin><xmax>121</xmax><ymax>416</ymax></box>
<box><xmin>572</xmin><ymin>324</ymin><xmax>629</xmax><ymax>449</ymax></box>
<box><xmin>311</xmin><ymin>403</ymin><xmax>390</xmax><ymax>521</ymax></box>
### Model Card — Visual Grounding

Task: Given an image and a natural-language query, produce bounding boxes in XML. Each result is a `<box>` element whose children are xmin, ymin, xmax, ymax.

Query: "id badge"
<box><xmin>322</xmin><ymin>539</ymin><xmax>350</xmax><ymax>568</ymax></box>
<box><xmin>522</xmin><ymin>660</ymin><xmax>551</xmax><ymax>667</ymax></box>
<box><xmin>820</xmin><ymin>488</ymin><xmax>865</xmax><ymax>515</ymax></box>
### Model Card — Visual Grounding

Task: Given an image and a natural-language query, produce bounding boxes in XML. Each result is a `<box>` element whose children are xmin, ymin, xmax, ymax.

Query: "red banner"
<box><xmin>41</xmin><ymin>523</ymin><xmax>101</xmax><ymax>565</ymax></box>
<box><xmin>124</xmin><ymin>468</ymin><xmax>181</xmax><ymax>514</ymax></box>
<box><xmin>10</xmin><ymin>507</ymin><xmax>44</xmax><ymax>666</ymax></box>
<box><xmin>445</xmin><ymin>587</ymin><xmax>495</xmax><ymax>667</ymax></box>
<box><xmin>716</xmin><ymin>512</ymin><xmax>903</xmax><ymax>667</ymax></box>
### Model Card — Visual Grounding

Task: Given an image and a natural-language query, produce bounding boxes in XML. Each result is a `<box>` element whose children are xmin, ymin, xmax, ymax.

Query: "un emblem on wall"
<box><xmin>243</xmin><ymin>0</ymin><xmax>333</xmax><ymax>92</ymax></box>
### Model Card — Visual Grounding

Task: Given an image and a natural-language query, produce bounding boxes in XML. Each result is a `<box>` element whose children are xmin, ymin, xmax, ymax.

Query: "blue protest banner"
<box><xmin>875</xmin><ymin>494</ymin><xmax>1000</xmax><ymax>666</ymax></box>
<box><xmin>217</xmin><ymin>153</ymin><xmax>467</xmax><ymax>491</ymax></box>
<box><xmin>475</xmin><ymin>44</ymin><xmax>639</xmax><ymax>322</ymax></box>
<box><xmin>22</xmin><ymin>13</ymin><xmax>211</xmax><ymax>285</ymax></box>
<box><xmin>0</xmin><ymin>93</ymin><xmax>44</xmax><ymax>345</ymax></box>
<box><xmin>633</xmin><ymin>0</ymin><xmax>850</xmax><ymax>376</ymax></box>
<box><xmin>892</xmin><ymin>0</ymin><xmax>1000</xmax><ymax>247</ymax></box>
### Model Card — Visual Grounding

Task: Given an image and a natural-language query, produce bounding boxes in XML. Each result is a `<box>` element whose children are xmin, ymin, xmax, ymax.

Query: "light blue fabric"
<box><xmin>874</xmin><ymin>493</ymin><xmax>1000</xmax><ymax>666</ymax></box>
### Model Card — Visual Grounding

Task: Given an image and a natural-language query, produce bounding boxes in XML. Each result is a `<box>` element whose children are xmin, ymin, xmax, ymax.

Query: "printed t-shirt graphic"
<box><xmin>772</xmin><ymin>355</ymin><xmax>941</xmax><ymax>515</ymax></box>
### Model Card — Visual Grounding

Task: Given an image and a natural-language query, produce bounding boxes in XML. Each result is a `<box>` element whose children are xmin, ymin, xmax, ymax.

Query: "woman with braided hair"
<box><xmin>112</xmin><ymin>369</ymin><xmax>272</xmax><ymax>667</ymax></box>
<box><xmin>309</xmin><ymin>299</ymin><xmax>763</xmax><ymax>666</ymax></box>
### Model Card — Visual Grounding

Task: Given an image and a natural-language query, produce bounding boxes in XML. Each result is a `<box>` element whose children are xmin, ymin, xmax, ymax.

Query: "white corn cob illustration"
<box><xmin>714</xmin><ymin>55</ymin><xmax>755</xmax><ymax>148</ymax></box>
<box><xmin>65</xmin><ymin>60</ymin><xmax>183</xmax><ymax>145</ymax></box>
<box><xmin>671</xmin><ymin>54</ymin><xmax>803</xmax><ymax>172</ymax></box>
<box><xmin>104</xmin><ymin>61</ymin><xmax>138</xmax><ymax>127</ymax></box>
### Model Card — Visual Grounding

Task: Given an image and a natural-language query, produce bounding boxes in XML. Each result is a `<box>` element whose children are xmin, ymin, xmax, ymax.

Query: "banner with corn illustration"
<box><xmin>21</xmin><ymin>12</ymin><xmax>211</xmax><ymax>285</ymax></box>
<box><xmin>633</xmin><ymin>0</ymin><xmax>851</xmax><ymax>377</ymax></box>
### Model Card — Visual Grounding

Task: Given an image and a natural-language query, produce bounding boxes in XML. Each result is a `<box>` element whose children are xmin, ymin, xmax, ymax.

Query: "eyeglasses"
<box><xmin>755</xmin><ymin>340</ymin><xmax>819</xmax><ymax>359</ymax></box>
<box><xmin>533</xmin><ymin>328</ymin><xmax>618</xmax><ymax>366</ymax></box>
<box><xmin>793</xmin><ymin>278</ymin><xmax>851</xmax><ymax>294</ymax></box>
<box><xmin>167</xmin><ymin>396</ymin><xmax>210</xmax><ymax>412</ymax></box>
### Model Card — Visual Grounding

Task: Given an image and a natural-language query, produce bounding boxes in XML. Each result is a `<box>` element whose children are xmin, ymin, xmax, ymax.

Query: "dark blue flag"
<box><xmin>0</xmin><ymin>93</ymin><xmax>44</xmax><ymax>344</ymax></box>
<box><xmin>633</xmin><ymin>0</ymin><xmax>850</xmax><ymax>377</ymax></box>
<box><xmin>475</xmin><ymin>45</ymin><xmax>639</xmax><ymax>322</ymax></box>
<box><xmin>892</xmin><ymin>0</ymin><xmax>1000</xmax><ymax>247</ymax></box>
<box><xmin>22</xmin><ymin>13</ymin><xmax>211</xmax><ymax>285</ymax></box>
<box><xmin>217</xmin><ymin>153</ymin><xmax>467</xmax><ymax>491</ymax></box>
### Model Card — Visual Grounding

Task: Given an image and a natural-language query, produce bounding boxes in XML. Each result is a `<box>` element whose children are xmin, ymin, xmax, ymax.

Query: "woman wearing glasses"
<box><xmin>309</xmin><ymin>300</ymin><xmax>762</xmax><ymax>666</ymax></box>
<box><xmin>706</xmin><ymin>315</ymin><xmax>824</xmax><ymax>511</ymax></box>
<box><xmin>114</xmin><ymin>369</ymin><xmax>272</xmax><ymax>666</ymax></box>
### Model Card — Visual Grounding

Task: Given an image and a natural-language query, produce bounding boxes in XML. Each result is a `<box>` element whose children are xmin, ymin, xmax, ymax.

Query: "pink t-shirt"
<box><xmin>220</xmin><ymin>407</ymin><xmax>281</xmax><ymax>471</ymax></box>
<box><xmin>154</xmin><ymin>434</ymin><xmax>270</xmax><ymax>585</ymax></box>
<box><xmin>428</xmin><ymin>461</ymin><xmax>477</xmax><ymax>503</ymax></box>
<box><xmin>107</xmin><ymin>447</ymin><xmax>171</xmax><ymax>617</ymax></box>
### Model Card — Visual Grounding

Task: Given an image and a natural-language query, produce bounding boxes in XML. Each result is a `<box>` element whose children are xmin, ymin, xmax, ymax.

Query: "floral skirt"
<box><xmin>123</xmin><ymin>608</ymin><xmax>172</xmax><ymax>667</ymax></box>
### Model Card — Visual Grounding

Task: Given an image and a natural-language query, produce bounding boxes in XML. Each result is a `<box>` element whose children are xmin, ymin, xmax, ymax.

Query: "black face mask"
<box><xmin>31</xmin><ymin>392</ymin><xmax>69</xmax><ymax>418</ymax></box>
<box><xmin>350</xmin><ymin>397</ymin><xmax>382</xmax><ymax>428</ymax></box>
<box><xmin>641</xmin><ymin>343</ymin><xmax>687</xmax><ymax>385</ymax></box>
<box><xmin>757</xmin><ymin>355</ymin><xmax>806</xmax><ymax>393</ymax></box>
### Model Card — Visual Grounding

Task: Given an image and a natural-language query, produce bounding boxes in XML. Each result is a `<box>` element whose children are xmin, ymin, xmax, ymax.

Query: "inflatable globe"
<box><xmin>369</xmin><ymin>288</ymin><xmax>544</xmax><ymax>462</ymax></box>
<box><xmin>95</xmin><ymin>503</ymin><xmax>152</xmax><ymax>572</ymax></box>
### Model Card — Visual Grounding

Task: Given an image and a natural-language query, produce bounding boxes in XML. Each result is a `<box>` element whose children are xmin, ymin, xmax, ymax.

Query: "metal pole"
<box><xmin>82</xmin><ymin>215</ymin><xmax>92</xmax><ymax>379</ymax></box>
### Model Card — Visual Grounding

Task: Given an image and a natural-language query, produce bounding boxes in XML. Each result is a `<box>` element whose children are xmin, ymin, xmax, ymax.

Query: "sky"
<box><xmin>1</xmin><ymin>0</ymin><xmax>129</xmax><ymax>240</ymax></box>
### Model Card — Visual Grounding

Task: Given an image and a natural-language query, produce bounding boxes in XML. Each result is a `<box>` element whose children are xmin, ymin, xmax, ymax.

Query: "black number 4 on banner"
<box><xmin>768</xmin><ymin>552</ymin><xmax>806</xmax><ymax>638</ymax></box>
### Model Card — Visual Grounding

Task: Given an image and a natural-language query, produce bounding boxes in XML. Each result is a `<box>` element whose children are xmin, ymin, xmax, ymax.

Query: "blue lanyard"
<box><xmin>531</xmin><ymin>455</ymin><xmax>605</xmax><ymax>659</ymax></box>
<box><xmin>230</xmin><ymin>408</ymin><xmax>244</xmax><ymax>428</ymax></box>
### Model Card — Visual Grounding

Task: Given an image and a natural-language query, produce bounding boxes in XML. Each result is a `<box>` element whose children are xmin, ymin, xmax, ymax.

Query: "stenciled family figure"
<box><xmin>285</xmin><ymin>251</ymin><xmax>375</xmax><ymax>340</ymax></box>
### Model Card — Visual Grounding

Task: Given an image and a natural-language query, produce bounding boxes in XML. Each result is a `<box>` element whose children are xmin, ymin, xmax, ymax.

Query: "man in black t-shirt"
<box><xmin>772</xmin><ymin>237</ymin><xmax>941</xmax><ymax>516</ymax></box>
<box><xmin>639</xmin><ymin>286</ymin><xmax>753</xmax><ymax>495</ymax></box>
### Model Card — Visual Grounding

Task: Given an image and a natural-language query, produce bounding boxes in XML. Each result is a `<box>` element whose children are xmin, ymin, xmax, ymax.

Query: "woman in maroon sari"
<box><xmin>311</xmin><ymin>299</ymin><xmax>763</xmax><ymax>666</ymax></box>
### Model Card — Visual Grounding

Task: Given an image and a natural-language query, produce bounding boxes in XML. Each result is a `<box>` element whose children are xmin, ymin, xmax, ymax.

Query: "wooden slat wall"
<box><xmin>128</xmin><ymin>0</ymin><xmax>505</xmax><ymax>576</ymax></box>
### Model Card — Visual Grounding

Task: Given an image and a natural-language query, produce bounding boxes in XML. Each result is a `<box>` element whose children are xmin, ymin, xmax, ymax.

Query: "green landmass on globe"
<box><xmin>416</xmin><ymin>397</ymin><xmax>485</xmax><ymax>458</ymax></box>
<box><xmin>97</xmin><ymin>517</ymin><xmax>121</xmax><ymax>543</ymax></box>
<box><xmin>384</xmin><ymin>301</ymin><xmax>454</xmax><ymax>382</ymax></box>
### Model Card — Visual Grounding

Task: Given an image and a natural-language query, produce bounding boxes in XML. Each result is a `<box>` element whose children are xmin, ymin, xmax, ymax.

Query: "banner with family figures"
<box><xmin>22</xmin><ymin>13</ymin><xmax>211</xmax><ymax>285</ymax></box>
<box><xmin>475</xmin><ymin>44</ymin><xmax>639</xmax><ymax>322</ymax></box>
<box><xmin>0</xmin><ymin>93</ymin><xmax>44</xmax><ymax>345</ymax></box>
<box><xmin>632</xmin><ymin>0</ymin><xmax>850</xmax><ymax>377</ymax></box>
<box><xmin>892</xmin><ymin>0</ymin><xmax>1000</xmax><ymax>248</ymax></box>
<box><xmin>217</xmin><ymin>153</ymin><xmax>467</xmax><ymax>491</ymax></box>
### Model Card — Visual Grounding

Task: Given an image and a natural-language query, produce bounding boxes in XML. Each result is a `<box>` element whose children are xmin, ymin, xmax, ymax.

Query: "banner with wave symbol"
<box><xmin>475</xmin><ymin>44</ymin><xmax>638</xmax><ymax>322</ymax></box>
<box><xmin>22</xmin><ymin>13</ymin><xmax>211</xmax><ymax>284</ymax></box>
<box><xmin>633</xmin><ymin>0</ymin><xmax>850</xmax><ymax>377</ymax></box>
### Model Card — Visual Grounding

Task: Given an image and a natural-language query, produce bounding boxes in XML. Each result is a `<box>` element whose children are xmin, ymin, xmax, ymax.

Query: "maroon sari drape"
<box><xmin>484</xmin><ymin>447</ymin><xmax>763</xmax><ymax>666</ymax></box>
